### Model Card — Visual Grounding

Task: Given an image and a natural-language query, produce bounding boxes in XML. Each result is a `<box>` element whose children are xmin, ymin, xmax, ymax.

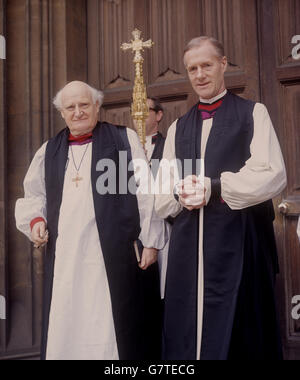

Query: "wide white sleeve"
<box><xmin>15</xmin><ymin>142</ymin><xmax>48</xmax><ymax>241</ymax></box>
<box><xmin>154</xmin><ymin>120</ymin><xmax>183</xmax><ymax>219</ymax></box>
<box><xmin>127</xmin><ymin>128</ymin><xmax>168</xmax><ymax>250</ymax></box>
<box><xmin>221</xmin><ymin>103</ymin><xmax>287</xmax><ymax>210</ymax></box>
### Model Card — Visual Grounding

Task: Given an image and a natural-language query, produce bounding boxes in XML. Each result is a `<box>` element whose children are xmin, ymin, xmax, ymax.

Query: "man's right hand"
<box><xmin>31</xmin><ymin>221</ymin><xmax>48</xmax><ymax>248</ymax></box>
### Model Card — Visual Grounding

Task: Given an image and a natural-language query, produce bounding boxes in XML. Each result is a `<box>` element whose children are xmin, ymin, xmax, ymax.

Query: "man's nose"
<box><xmin>196</xmin><ymin>67</ymin><xmax>205</xmax><ymax>79</ymax></box>
<box><xmin>74</xmin><ymin>105</ymin><xmax>82</xmax><ymax>117</ymax></box>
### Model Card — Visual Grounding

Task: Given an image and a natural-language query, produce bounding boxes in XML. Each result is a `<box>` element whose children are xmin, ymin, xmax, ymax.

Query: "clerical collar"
<box><xmin>68</xmin><ymin>133</ymin><xmax>93</xmax><ymax>146</ymax></box>
<box><xmin>199</xmin><ymin>89</ymin><xmax>227</xmax><ymax>105</ymax></box>
<box><xmin>198</xmin><ymin>90</ymin><xmax>227</xmax><ymax>120</ymax></box>
<box><xmin>146</xmin><ymin>133</ymin><xmax>159</xmax><ymax>145</ymax></box>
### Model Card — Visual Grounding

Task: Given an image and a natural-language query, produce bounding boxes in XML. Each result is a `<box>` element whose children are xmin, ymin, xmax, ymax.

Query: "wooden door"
<box><xmin>87</xmin><ymin>0</ymin><xmax>261</xmax><ymax>137</ymax></box>
<box><xmin>258</xmin><ymin>0</ymin><xmax>300</xmax><ymax>360</ymax></box>
<box><xmin>1</xmin><ymin>0</ymin><xmax>299</xmax><ymax>361</ymax></box>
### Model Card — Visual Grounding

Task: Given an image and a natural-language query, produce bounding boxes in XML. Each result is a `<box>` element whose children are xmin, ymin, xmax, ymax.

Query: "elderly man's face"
<box><xmin>184</xmin><ymin>42</ymin><xmax>227</xmax><ymax>100</ymax></box>
<box><xmin>60</xmin><ymin>83</ymin><xmax>100</xmax><ymax>136</ymax></box>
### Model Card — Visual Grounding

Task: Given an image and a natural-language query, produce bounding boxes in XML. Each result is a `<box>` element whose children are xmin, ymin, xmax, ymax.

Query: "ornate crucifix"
<box><xmin>121</xmin><ymin>29</ymin><xmax>154</xmax><ymax>146</ymax></box>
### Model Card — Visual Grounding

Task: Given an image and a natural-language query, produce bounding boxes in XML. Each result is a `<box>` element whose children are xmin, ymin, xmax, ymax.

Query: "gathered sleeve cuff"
<box><xmin>15</xmin><ymin>142</ymin><xmax>48</xmax><ymax>241</ymax></box>
<box><xmin>221</xmin><ymin>103</ymin><xmax>287</xmax><ymax>210</ymax></box>
<box><xmin>30</xmin><ymin>217</ymin><xmax>47</xmax><ymax>231</ymax></box>
<box><xmin>127</xmin><ymin>128</ymin><xmax>169</xmax><ymax>250</ymax></box>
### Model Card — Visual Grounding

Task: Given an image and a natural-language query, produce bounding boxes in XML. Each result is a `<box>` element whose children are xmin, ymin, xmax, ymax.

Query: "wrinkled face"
<box><xmin>184</xmin><ymin>42</ymin><xmax>227</xmax><ymax>100</ymax></box>
<box><xmin>60</xmin><ymin>83</ymin><xmax>100</xmax><ymax>136</ymax></box>
<box><xmin>145</xmin><ymin>99</ymin><xmax>163</xmax><ymax>136</ymax></box>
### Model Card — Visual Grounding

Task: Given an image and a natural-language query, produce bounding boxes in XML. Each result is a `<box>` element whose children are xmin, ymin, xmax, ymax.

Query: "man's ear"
<box><xmin>156</xmin><ymin>110</ymin><xmax>164</xmax><ymax>124</ymax></box>
<box><xmin>221</xmin><ymin>56</ymin><xmax>228</xmax><ymax>73</ymax></box>
<box><xmin>60</xmin><ymin>111</ymin><xmax>65</xmax><ymax>120</ymax></box>
<box><xmin>96</xmin><ymin>101</ymin><xmax>101</xmax><ymax>113</ymax></box>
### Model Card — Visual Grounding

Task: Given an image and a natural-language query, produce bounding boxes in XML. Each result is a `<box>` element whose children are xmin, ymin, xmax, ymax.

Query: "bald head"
<box><xmin>54</xmin><ymin>81</ymin><xmax>104</xmax><ymax>136</ymax></box>
<box><xmin>53</xmin><ymin>81</ymin><xmax>104</xmax><ymax>111</ymax></box>
<box><xmin>61</xmin><ymin>81</ymin><xmax>91</xmax><ymax>103</ymax></box>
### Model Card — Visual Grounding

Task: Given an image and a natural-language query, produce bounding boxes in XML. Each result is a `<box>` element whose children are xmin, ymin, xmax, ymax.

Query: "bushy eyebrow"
<box><xmin>63</xmin><ymin>99</ymin><xmax>92</xmax><ymax>108</ymax></box>
<box><xmin>187</xmin><ymin>60</ymin><xmax>213</xmax><ymax>69</ymax></box>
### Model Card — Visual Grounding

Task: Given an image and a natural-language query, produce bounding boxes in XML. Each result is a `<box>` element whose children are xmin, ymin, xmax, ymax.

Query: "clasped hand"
<box><xmin>177</xmin><ymin>175</ymin><xmax>206</xmax><ymax>211</ymax></box>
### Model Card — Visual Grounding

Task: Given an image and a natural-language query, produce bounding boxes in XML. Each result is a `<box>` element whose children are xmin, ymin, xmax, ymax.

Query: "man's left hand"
<box><xmin>139</xmin><ymin>248</ymin><xmax>158</xmax><ymax>270</ymax></box>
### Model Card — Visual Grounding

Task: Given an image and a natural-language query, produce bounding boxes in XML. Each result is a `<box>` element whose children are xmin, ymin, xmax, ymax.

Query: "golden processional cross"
<box><xmin>121</xmin><ymin>29</ymin><xmax>154</xmax><ymax>146</ymax></box>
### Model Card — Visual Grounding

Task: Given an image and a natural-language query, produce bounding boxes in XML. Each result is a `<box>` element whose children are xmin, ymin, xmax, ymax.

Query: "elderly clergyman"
<box><xmin>15</xmin><ymin>81</ymin><xmax>166</xmax><ymax>360</ymax></box>
<box><xmin>155</xmin><ymin>37</ymin><xmax>287</xmax><ymax>360</ymax></box>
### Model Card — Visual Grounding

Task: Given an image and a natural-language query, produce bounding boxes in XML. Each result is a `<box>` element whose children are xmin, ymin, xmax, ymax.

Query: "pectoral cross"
<box><xmin>72</xmin><ymin>173</ymin><xmax>83</xmax><ymax>188</ymax></box>
<box><xmin>121</xmin><ymin>29</ymin><xmax>154</xmax><ymax>63</ymax></box>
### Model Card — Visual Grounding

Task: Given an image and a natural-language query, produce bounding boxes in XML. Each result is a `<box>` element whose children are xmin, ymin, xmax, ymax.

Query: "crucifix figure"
<box><xmin>121</xmin><ymin>29</ymin><xmax>154</xmax><ymax>146</ymax></box>
<box><xmin>121</xmin><ymin>29</ymin><xmax>154</xmax><ymax>63</ymax></box>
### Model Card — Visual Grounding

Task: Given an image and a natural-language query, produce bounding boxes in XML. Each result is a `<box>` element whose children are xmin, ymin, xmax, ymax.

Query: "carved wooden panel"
<box><xmin>259</xmin><ymin>0</ymin><xmax>300</xmax><ymax>359</ymax></box>
<box><xmin>101</xmin><ymin>104</ymin><xmax>134</xmax><ymax>129</ymax></box>
<box><xmin>88</xmin><ymin>0</ymin><xmax>135</xmax><ymax>91</ymax></box>
<box><xmin>281</xmin><ymin>84</ymin><xmax>300</xmax><ymax>197</ymax></box>
<box><xmin>148</xmin><ymin>0</ymin><xmax>189</xmax><ymax>84</ymax></box>
<box><xmin>275</xmin><ymin>0</ymin><xmax>300</xmax><ymax>66</ymax></box>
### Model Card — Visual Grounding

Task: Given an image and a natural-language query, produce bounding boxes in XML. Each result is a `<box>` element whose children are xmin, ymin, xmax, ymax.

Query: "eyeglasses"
<box><xmin>149</xmin><ymin>107</ymin><xmax>163</xmax><ymax>113</ymax></box>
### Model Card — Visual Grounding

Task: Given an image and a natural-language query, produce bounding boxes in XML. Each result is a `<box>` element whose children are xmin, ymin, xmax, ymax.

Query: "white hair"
<box><xmin>53</xmin><ymin>82</ymin><xmax>104</xmax><ymax>111</ymax></box>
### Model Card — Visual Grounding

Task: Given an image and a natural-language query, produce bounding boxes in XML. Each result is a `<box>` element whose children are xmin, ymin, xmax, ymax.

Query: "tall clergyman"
<box><xmin>155</xmin><ymin>37</ymin><xmax>287</xmax><ymax>360</ymax></box>
<box><xmin>15</xmin><ymin>81</ymin><xmax>166</xmax><ymax>360</ymax></box>
<box><xmin>134</xmin><ymin>97</ymin><xmax>170</xmax><ymax>298</ymax></box>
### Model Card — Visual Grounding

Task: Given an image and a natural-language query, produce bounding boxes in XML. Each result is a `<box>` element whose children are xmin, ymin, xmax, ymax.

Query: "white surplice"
<box><xmin>15</xmin><ymin>128</ymin><xmax>167</xmax><ymax>360</ymax></box>
<box><xmin>155</xmin><ymin>91</ymin><xmax>287</xmax><ymax>359</ymax></box>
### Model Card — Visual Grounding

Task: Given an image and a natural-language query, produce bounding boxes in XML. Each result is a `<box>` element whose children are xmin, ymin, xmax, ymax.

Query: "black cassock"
<box><xmin>41</xmin><ymin>122</ymin><xmax>161</xmax><ymax>360</ymax></box>
<box><xmin>163</xmin><ymin>92</ymin><xmax>283</xmax><ymax>360</ymax></box>
<box><xmin>149</xmin><ymin>132</ymin><xmax>166</xmax><ymax>180</ymax></box>
<box><xmin>151</xmin><ymin>132</ymin><xmax>166</xmax><ymax>162</ymax></box>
